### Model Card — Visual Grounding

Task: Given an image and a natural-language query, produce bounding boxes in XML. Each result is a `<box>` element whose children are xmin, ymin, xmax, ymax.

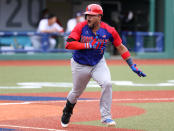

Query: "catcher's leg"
<box><xmin>61</xmin><ymin>58</ymin><xmax>92</xmax><ymax>127</ymax></box>
<box><xmin>91</xmin><ymin>57</ymin><xmax>116</xmax><ymax>127</ymax></box>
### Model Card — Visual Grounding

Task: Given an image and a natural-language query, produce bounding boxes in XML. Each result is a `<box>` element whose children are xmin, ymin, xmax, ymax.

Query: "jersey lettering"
<box><xmin>68</xmin><ymin>21</ymin><xmax>122</xmax><ymax>66</ymax></box>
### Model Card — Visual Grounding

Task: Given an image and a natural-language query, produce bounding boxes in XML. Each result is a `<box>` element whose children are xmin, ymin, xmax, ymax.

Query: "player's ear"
<box><xmin>98</xmin><ymin>15</ymin><xmax>102</xmax><ymax>20</ymax></box>
<box><xmin>85</xmin><ymin>14</ymin><xmax>87</xmax><ymax>20</ymax></box>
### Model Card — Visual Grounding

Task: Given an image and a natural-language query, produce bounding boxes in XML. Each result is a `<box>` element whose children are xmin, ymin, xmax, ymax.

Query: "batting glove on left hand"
<box><xmin>85</xmin><ymin>39</ymin><xmax>105</xmax><ymax>50</ymax></box>
<box><xmin>89</xmin><ymin>38</ymin><xmax>99</xmax><ymax>49</ymax></box>
<box><xmin>131</xmin><ymin>64</ymin><xmax>146</xmax><ymax>77</ymax></box>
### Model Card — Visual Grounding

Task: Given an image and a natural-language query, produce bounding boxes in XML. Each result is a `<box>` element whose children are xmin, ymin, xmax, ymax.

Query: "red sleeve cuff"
<box><xmin>121</xmin><ymin>51</ymin><xmax>131</xmax><ymax>60</ymax></box>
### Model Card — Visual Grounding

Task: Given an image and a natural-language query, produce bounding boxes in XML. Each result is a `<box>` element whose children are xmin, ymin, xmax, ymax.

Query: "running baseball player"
<box><xmin>61</xmin><ymin>4</ymin><xmax>146</xmax><ymax>128</ymax></box>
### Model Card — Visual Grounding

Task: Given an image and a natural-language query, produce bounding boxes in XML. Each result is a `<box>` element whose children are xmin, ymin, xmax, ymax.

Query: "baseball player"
<box><xmin>61</xmin><ymin>4</ymin><xmax>146</xmax><ymax>128</ymax></box>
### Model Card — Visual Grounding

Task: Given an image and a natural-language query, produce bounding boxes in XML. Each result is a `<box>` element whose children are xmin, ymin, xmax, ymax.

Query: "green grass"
<box><xmin>0</xmin><ymin>66</ymin><xmax>73</xmax><ymax>93</ymax></box>
<box><xmin>116</xmin><ymin>102</ymin><xmax>174</xmax><ymax>131</ymax></box>
<box><xmin>0</xmin><ymin>65</ymin><xmax>174</xmax><ymax>93</ymax></box>
<box><xmin>110</xmin><ymin>65</ymin><xmax>174</xmax><ymax>91</ymax></box>
<box><xmin>0</xmin><ymin>66</ymin><xmax>72</xmax><ymax>85</ymax></box>
<box><xmin>73</xmin><ymin>102</ymin><xmax>174</xmax><ymax>131</ymax></box>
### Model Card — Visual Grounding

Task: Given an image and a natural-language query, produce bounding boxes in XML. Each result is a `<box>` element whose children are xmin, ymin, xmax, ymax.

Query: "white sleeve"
<box><xmin>54</xmin><ymin>23</ymin><xmax>63</xmax><ymax>32</ymax></box>
<box><xmin>66</xmin><ymin>19</ymin><xmax>76</xmax><ymax>33</ymax></box>
<box><xmin>37</xmin><ymin>19</ymin><xmax>48</xmax><ymax>32</ymax></box>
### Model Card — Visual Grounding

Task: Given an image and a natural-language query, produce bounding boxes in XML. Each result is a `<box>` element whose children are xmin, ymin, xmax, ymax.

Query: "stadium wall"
<box><xmin>136</xmin><ymin>0</ymin><xmax>174</xmax><ymax>59</ymax></box>
<box><xmin>0</xmin><ymin>52</ymin><xmax>110</xmax><ymax>60</ymax></box>
<box><xmin>0</xmin><ymin>0</ymin><xmax>173</xmax><ymax>60</ymax></box>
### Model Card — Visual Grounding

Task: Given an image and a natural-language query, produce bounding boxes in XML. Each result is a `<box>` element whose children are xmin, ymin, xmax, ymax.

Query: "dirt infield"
<box><xmin>0</xmin><ymin>101</ymin><xmax>144</xmax><ymax>131</ymax></box>
<box><xmin>1</xmin><ymin>90</ymin><xmax>174</xmax><ymax>131</ymax></box>
<box><xmin>0</xmin><ymin>59</ymin><xmax>174</xmax><ymax>66</ymax></box>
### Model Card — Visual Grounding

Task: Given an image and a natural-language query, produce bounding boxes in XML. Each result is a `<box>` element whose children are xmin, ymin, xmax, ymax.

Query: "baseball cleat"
<box><xmin>61</xmin><ymin>100</ymin><xmax>76</xmax><ymax>128</ymax></box>
<box><xmin>61</xmin><ymin>121</ymin><xmax>69</xmax><ymax>128</ymax></box>
<box><xmin>102</xmin><ymin>119</ymin><xmax>116</xmax><ymax>127</ymax></box>
<box><xmin>61</xmin><ymin>110</ymin><xmax>72</xmax><ymax>128</ymax></box>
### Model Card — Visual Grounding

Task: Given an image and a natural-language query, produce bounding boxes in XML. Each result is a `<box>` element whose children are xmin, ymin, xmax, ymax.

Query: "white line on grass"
<box><xmin>0</xmin><ymin>124</ymin><xmax>66</xmax><ymax>131</ymax></box>
<box><xmin>1</xmin><ymin>97</ymin><xmax>174</xmax><ymax>106</ymax></box>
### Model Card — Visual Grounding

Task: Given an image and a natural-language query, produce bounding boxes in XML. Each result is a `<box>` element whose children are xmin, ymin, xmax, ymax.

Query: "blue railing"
<box><xmin>0</xmin><ymin>31</ymin><xmax>164</xmax><ymax>53</ymax></box>
<box><xmin>0</xmin><ymin>31</ymin><xmax>70</xmax><ymax>53</ymax></box>
<box><xmin>122</xmin><ymin>31</ymin><xmax>164</xmax><ymax>52</ymax></box>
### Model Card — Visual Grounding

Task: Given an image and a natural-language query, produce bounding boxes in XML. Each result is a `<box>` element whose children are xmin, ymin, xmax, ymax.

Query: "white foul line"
<box><xmin>0</xmin><ymin>124</ymin><xmax>66</xmax><ymax>131</ymax></box>
<box><xmin>1</xmin><ymin>98</ymin><xmax>174</xmax><ymax>106</ymax></box>
<box><xmin>0</xmin><ymin>102</ymin><xmax>32</xmax><ymax>105</ymax></box>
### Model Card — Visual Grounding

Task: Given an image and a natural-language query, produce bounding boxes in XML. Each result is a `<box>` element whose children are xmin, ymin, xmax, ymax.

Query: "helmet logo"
<box><xmin>102</xmin><ymin>35</ymin><xmax>106</xmax><ymax>38</ymax></box>
<box><xmin>88</xmin><ymin>7</ymin><xmax>91</xmax><ymax>12</ymax></box>
<box><xmin>85</xmin><ymin>4</ymin><xmax>103</xmax><ymax>15</ymax></box>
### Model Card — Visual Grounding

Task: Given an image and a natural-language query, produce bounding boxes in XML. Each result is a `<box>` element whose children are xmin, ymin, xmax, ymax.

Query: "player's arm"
<box><xmin>40</xmin><ymin>28</ymin><xmax>58</xmax><ymax>33</ymax></box>
<box><xmin>116</xmin><ymin>43</ymin><xmax>146</xmax><ymax>77</ymax></box>
<box><xmin>65</xmin><ymin>38</ymin><xmax>88</xmax><ymax>50</ymax></box>
<box><xmin>38</xmin><ymin>20</ymin><xmax>57</xmax><ymax>33</ymax></box>
<box><xmin>65</xmin><ymin>21</ymin><xmax>90</xmax><ymax>50</ymax></box>
<box><xmin>65</xmin><ymin>37</ymin><xmax>103</xmax><ymax>50</ymax></box>
<box><xmin>111</xmin><ymin>27</ymin><xmax>146</xmax><ymax>77</ymax></box>
<box><xmin>65</xmin><ymin>21</ymin><xmax>104</xmax><ymax>50</ymax></box>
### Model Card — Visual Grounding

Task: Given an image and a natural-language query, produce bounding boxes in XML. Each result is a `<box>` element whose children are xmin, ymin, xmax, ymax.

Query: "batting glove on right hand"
<box><xmin>131</xmin><ymin>64</ymin><xmax>146</xmax><ymax>77</ymax></box>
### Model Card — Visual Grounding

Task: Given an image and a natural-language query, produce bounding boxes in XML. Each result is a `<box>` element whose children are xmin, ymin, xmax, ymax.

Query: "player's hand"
<box><xmin>89</xmin><ymin>38</ymin><xmax>99</xmax><ymax>49</ymax></box>
<box><xmin>51</xmin><ymin>28</ymin><xmax>59</xmax><ymax>33</ymax></box>
<box><xmin>85</xmin><ymin>39</ymin><xmax>104</xmax><ymax>49</ymax></box>
<box><xmin>131</xmin><ymin>64</ymin><xmax>146</xmax><ymax>77</ymax></box>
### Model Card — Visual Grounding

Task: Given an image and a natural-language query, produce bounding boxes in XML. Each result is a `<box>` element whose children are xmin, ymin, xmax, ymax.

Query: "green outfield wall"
<box><xmin>136</xmin><ymin>0</ymin><xmax>174</xmax><ymax>59</ymax></box>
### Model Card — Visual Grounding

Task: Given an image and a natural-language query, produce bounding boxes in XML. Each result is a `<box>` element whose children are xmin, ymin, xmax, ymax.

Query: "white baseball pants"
<box><xmin>67</xmin><ymin>57</ymin><xmax>112</xmax><ymax>121</ymax></box>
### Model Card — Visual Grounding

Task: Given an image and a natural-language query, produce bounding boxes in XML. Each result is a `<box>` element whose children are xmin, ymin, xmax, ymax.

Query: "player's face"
<box><xmin>86</xmin><ymin>14</ymin><xmax>101</xmax><ymax>29</ymax></box>
<box><xmin>48</xmin><ymin>17</ymin><xmax>57</xmax><ymax>25</ymax></box>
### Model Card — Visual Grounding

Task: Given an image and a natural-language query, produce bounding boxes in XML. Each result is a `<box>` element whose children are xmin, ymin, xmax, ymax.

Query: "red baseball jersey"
<box><xmin>68</xmin><ymin>20</ymin><xmax>122</xmax><ymax>66</ymax></box>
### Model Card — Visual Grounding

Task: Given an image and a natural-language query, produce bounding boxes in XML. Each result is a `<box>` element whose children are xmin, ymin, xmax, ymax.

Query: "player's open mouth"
<box><xmin>88</xmin><ymin>20</ymin><xmax>91</xmax><ymax>24</ymax></box>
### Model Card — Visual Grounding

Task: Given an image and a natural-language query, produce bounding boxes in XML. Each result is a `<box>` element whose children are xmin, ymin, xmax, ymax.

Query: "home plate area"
<box><xmin>0</xmin><ymin>91</ymin><xmax>174</xmax><ymax>131</ymax></box>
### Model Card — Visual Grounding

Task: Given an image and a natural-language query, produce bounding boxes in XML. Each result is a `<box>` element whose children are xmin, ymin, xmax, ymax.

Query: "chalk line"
<box><xmin>1</xmin><ymin>97</ymin><xmax>174</xmax><ymax>106</ymax></box>
<box><xmin>0</xmin><ymin>124</ymin><xmax>66</xmax><ymax>131</ymax></box>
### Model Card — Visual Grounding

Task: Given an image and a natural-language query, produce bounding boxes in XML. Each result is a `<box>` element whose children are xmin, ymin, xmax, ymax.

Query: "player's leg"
<box><xmin>49</xmin><ymin>38</ymin><xmax>56</xmax><ymax>49</ymax></box>
<box><xmin>67</xmin><ymin>58</ymin><xmax>92</xmax><ymax>103</ymax></box>
<box><xmin>61</xmin><ymin>58</ymin><xmax>92</xmax><ymax>127</ymax></box>
<box><xmin>61</xmin><ymin>99</ymin><xmax>76</xmax><ymax>127</ymax></box>
<box><xmin>30</xmin><ymin>36</ymin><xmax>41</xmax><ymax>49</ymax></box>
<box><xmin>91</xmin><ymin>57</ymin><xmax>116</xmax><ymax>126</ymax></box>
